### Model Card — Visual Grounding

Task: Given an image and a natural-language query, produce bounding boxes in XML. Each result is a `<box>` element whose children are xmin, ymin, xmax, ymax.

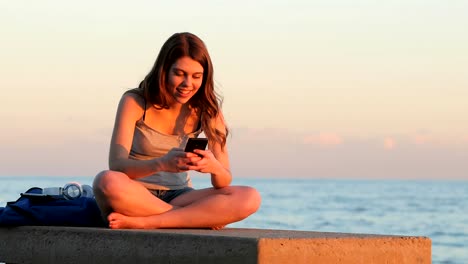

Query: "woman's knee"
<box><xmin>93</xmin><ymin>170</ymin><xmax>129</xmax><ymax>197</ymax></box>
<box><xmin>234</xmin><ymin>186</ymin><xmax>262</xmax><ymax>218</ymax></box>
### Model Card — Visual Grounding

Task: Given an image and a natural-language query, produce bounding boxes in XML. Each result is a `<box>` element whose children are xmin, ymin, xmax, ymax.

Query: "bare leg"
<box><xmin>93</xmin><ymin>170</ymin><xmax>175</xmax><ymax>218</ymax></box>
<box><xmin>93</xmin><ymin>170</ymin><xmax>261</xmax><ymax>229</ymax></box>
<box><xmin>107</xmin><ymin>185</ymin><xmax>261</xmax><ymax>229</ymax></box>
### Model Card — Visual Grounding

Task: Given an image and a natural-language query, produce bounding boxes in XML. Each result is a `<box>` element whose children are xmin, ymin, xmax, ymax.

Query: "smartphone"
<box><xmin>184</xmin><ymin>138</ymin><xmax>208</xmax><ymax>155</ymax></box>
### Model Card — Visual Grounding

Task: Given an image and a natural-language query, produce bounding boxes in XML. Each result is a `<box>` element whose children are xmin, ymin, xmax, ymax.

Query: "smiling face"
<box><xmin>166</xmin><ymin>56</ymin><xmax>204</xmax><ymax>106</ymax></box>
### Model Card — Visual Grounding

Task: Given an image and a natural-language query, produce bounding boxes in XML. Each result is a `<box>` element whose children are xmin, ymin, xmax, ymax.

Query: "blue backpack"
<box><xmin>0</xmin><ymin>187</ymin><xmax>106</xmax><ymax>227</ymax></box>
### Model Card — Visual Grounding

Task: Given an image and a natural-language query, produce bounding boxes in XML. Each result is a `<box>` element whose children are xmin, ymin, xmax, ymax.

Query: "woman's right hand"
<box><xmin>159</xmin><ymin>148</ymin><xmax>201</xmax><ymax>172</ymax></box>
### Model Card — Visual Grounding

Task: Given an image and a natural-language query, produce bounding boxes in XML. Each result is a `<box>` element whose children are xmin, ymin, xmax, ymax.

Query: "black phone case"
<box><xmin>184</xmin><ymin>138</ymin><xmax>208</xmax><ymax>153</ymax></box>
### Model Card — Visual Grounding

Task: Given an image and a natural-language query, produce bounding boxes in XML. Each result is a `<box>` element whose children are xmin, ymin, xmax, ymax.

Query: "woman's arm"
<box><xmin>208</xmin><ymin>142</ymin><xmax>232</xmax><ymax>188</ymax></box>
<box><xmin>190</xmin><ymin>112</ymin><xmax>232</xmax><ymax>188</ymax></box>
<box><xmin>108</xmin><ymin>93</ymin><xmax>167</xmax><ymax>179</ymax></box>
<box><xmin>210</xmin><ymin>112</ymin><xmax>232</xmax><ymax>188</ymax></box>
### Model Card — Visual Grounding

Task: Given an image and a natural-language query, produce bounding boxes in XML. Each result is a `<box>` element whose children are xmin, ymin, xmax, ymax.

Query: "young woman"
<box><xmin>93</xmin><ymin>32</ymin><xmax>261</xmax><ymax>229</ymax></box>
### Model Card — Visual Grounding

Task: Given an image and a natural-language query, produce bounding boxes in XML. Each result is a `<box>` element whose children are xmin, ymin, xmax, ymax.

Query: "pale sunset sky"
<box><xmin>1</xmin><ymin>1</ymin><xmax>467</xmax><ymax>179</ymax></box>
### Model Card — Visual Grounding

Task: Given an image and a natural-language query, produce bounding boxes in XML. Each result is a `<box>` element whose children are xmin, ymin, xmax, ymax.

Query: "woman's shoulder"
<box><xmin>116</xmin><ymin>88</ymin><xmax>146</xmax><ymax>121</ymax></box>
<box><xmin>121</xmin><ymin>88</ymin><xmax>145</xmax><ymax>106</ymax></box>
<box><xmin>124</xmin><ymin>87</ymin><xmax>143</xmax><ymax>96</ymax></box>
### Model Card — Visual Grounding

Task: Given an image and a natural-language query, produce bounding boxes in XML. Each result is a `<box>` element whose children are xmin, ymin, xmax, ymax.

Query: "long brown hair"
<box><xmin>138</xmin><ymin>32</ymin><xmax>228</xmax><ymax>148</ymax></box>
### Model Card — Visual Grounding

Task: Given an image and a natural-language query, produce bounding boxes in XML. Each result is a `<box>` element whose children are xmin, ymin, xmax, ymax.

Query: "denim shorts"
<box><xmin>149</xmin><ymin>187</ymin><xmax>194</xmax><ymax>203</ymax></box>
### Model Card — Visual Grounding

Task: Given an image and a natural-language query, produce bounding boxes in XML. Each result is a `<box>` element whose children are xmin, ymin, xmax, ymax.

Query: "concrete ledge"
<box><xmin>0</xmin><ymin>226</ymin><xmax>431</xmax><ymax>264</ymax></box>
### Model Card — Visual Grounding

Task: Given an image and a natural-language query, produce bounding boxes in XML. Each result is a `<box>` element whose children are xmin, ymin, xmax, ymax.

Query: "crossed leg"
<box><xmin>93</xmin><ymin>170</ymin><xmax>261</xmax><ymax>229</ymax></box>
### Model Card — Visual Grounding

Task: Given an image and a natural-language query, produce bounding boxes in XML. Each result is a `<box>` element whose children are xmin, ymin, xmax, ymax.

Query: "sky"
<box><xmin>1</xmin><ymin>0</ymin><xmax>467</xmax><ymax>179</ymax></box>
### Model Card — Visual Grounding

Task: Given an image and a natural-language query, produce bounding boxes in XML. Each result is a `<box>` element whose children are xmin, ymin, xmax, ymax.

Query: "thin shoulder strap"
<box><xmin>196</xmin><ymin>112</ymin><xmax>203</xmax><ymax>131</ymax></box>
<box><xmin>143</xmin><ymin>97</ymin><xmax>147</xmax><ymax>121</ymax></box>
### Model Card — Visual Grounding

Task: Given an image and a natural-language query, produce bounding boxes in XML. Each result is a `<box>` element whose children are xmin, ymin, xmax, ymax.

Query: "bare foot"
<box><xmin>108</xmin><ymin>212</ymin><xmax>149</xmax><ymax>229</ymax></box>
<box><xmin>107</xmin><ymin>212</ymin><xmax>225</xmax><ymax>230</ymax></box>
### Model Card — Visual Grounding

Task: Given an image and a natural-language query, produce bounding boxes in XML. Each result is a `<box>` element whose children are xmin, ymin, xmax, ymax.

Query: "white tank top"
<box><xmin>129</xmin><ymin>119</ymin><xmax>202</xmax><ymax>190</ymax></box>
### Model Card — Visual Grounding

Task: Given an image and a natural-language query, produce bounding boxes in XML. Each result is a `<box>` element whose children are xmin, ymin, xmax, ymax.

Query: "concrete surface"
<box><xmin>0</xmin><ymin>226</ymin><xmax>431</xmax><ymax>264</ymax></box>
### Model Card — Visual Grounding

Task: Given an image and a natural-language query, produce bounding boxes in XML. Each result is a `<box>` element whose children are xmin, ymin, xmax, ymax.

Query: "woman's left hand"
<box><xmin>186</xmin><ymin>149</ymin><xmax>222</xmax><ymax>174</ymax></box>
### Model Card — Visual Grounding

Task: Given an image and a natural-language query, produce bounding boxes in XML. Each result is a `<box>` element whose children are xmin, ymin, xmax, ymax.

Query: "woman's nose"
<box><xmin>183</xmin><ymin>77</ymin><xmax>192</xmax><ymax>86</ymax></box>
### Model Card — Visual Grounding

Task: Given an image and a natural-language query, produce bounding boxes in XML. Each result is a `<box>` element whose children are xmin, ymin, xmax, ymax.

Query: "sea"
<box><xmin>1</xmin><ymin>176</ymin><xmax>467</xmax><ymax>264</ymax></box>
